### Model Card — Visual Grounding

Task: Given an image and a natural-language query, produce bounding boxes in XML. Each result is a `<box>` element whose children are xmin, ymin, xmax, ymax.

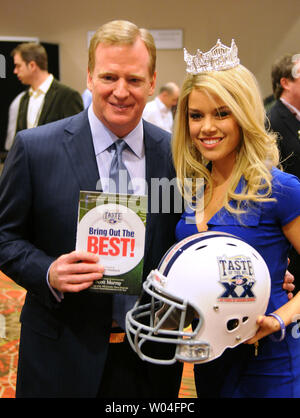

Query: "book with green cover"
<box><xmin>76</xmin><ymin>191</ymin><xmax>147</xmax><ymax>295</ymax></box>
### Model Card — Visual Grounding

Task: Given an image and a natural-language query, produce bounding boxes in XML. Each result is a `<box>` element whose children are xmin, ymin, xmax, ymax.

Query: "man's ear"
<box><xmin>149</xmin><ymin>71</ymin><xmax>157</xmax><ymax>96</ymax></box>
<box><xmin>87</xmin><ymin>69</ymin><xmax>93</xmax><ymax>91</ymax></box>
<box><xmin>28</xmin><ymin>60</ymin><xmax>37</xmax><ymax>71</ymax></box>
<box><xmin>280</xmin><ymin>77</ymin><xmax>291</xmax><ymax>90</ymax></box>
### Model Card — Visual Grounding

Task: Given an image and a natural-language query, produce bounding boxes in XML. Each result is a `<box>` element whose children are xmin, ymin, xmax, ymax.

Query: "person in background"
<box><xmin>268</xmin><ymin>53</ymin><xmax>300</xmax><ymax>293</ymax></box>
<box><xmin>172</xmin><ymin>39</ymin><xmax>300</xmax><ymax>397</ymax></box>
<box><xmin>82</xmin><ymin>88</ymin><xmax>92</xmax><ymax>109</ymax></box>
<box><xmin>0</xmin><ymin>20</ymin><xmax>182</xmax><ymax>398</ymax></box>
<box><xmin>11</xmin><ymin>42</ymin><xmax>83</xmax><ymax>137</ymax></box>
<box><xmin>263</xmin><ymin>93</ymin><xmax>275</xmax><ymax>112</ymax></box>
<box><xmin>4</xmin><ymin>91</ymin><xmax>25</xmax><ymax>151</ymax></box>
<box><xmin>143</xmin><ymin>81</ymin><xmax>180</xmax><ymax>132</ymax></box>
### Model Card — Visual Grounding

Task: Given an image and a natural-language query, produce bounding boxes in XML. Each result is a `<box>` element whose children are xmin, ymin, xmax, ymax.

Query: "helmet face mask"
<box><xmin>127</xmin><ymin>272</ymin><xmax>209</xmax><ymax>364</ymax></box>
<box><xmin>126</xmin><ymin>232</ymin><xmax>271</xmax><ymax>365</ymax></box>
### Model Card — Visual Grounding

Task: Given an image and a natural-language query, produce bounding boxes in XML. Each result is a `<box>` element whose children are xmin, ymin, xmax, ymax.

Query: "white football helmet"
<box><xmin>126</xmin><ymin>231</ymin><xmax>271</xmax><ymax>365</ymax></box>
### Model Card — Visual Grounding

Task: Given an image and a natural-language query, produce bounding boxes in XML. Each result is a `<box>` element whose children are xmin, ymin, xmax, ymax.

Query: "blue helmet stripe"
<box><xmin>158</xmin><ymin>232</ymin><xmax>237</xmax><ymax>277</ymax></box>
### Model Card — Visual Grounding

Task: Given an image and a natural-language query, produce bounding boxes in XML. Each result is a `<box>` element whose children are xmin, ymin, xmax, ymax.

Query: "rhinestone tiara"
<box><xmin>184</xmin><ymin>39</ymin><xmax>240</xmax><ymax>74</ymax></box>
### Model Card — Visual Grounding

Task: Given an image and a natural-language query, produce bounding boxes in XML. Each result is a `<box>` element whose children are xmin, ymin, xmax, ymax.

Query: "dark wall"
<box><xmin>0</xmin><ymin>41</ymin><xmax>59</xmax><ymax>152</ymax></box>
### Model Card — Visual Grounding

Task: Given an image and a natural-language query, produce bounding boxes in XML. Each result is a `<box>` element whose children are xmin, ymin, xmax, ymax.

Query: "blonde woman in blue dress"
<box><xmin>172</xmin><ymin>40</ymin><xmax>300</xmax><ymax>397</ymax></box>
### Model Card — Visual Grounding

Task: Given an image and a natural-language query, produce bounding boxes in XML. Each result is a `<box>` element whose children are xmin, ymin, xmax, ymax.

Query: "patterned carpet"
<box><xmin>0</xmin><ymin>271</ymin><xmax>26</xmax><ymax>398</ymax></box>
<box><xmin>0</xmin><ymin>271</ymin><xmax>196</xmax><ymax>398</ymax></box>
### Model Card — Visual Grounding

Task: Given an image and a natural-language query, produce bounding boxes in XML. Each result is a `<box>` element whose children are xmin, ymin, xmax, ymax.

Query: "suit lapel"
<box><xmin>278</xmin><ymin>100</ymin><xmax>300</xmax><ymax>137</ymax></box>
<box><xmin>144</xmin><ymin>123</ymin><xmax>168</xmax><ymax>184</ymax></box>
<box><xmin>143</xmin><ymin>123</ymin><xmax>167</xmax><ymax>257</ymax></box>
<box><xmin>17</xmin><ymin>92</ymin><xmax>30</xmax><ymax>131</ymax></box>
<box><xmin>38</xmin><ymin>80</ymin><xmax>58</xmax><ymax>126</ymax></box>
<box><xmin>62</xmin><ymin>110</ymin><xmax>100</xmax><ymax>191</ymax></box>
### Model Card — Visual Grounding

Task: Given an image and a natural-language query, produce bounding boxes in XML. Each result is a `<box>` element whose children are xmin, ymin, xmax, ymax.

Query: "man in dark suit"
<box><xmin>0</xmin><ymin>20</ymin><xmax>183</xmax><ymax>398</ymax></box>
<box><xmin>11</xmin><ymin>42</ymin><xmax>83</xmax><ymax>136</ymax></box>
<box><xmin>268</xmin><ymin>52</ymin><xmax>300</xmax><ymax>291</ymax></box>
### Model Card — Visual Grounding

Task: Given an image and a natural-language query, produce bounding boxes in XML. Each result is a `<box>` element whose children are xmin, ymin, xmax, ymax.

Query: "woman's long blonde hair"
<box><xmin>172</xmin><ymin>64</ymin><xmax>280</xmax><ymax>214</ymax></box>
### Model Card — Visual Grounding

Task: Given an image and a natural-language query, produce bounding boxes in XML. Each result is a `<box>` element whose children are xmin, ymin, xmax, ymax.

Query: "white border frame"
<box><xmin>0</xmin><ymin>36</ymin><xmax>39</xmax><ymax>42</ymax></box>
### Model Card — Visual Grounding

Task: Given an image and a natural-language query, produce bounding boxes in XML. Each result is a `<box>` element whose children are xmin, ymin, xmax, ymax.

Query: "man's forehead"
<box><xmin>294</xmin><ymin>61</ymin><xmax>300</xmax><ymax>78</ymax></box>
<box><xmin>292</xmin><ymin>54</ymin><xmax>300</xmax><ymax>79</ymax></box>
<box><xmin>14</xmin><ymin>53</ymin><xmax>22</xmax><ymax>62</ymax></box>
<box><xmin>97</xmin><ymin>39</ymin><xmax>149</xmax><ymax>58</ymax></box>
<box><xmin>93</xmin><ymin>43</ymin><xmax>151</xmax><ymax>77</ymax></box>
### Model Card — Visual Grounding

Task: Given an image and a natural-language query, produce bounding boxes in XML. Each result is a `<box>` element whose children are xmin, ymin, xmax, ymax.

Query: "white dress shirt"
<box><xmin>4</xmin><ymin>91</ymin><xmax>26</xmax><ymax>150</ymax></box>
<box><xmin>280</xmin><ymin>97</ymin><xmax>300</xmax><ymax>121</ymax></box>
<box><xmin>88</xmin><ymin>105</ymin><xmax>146</xmax><ymax>195</ymax></box>
<box><xmin>142</xmin><ymin>96</ymin><xmax>173</xmax><ymax>133</ymax></box>
<box><xmin>27</xmin><ymin>74</ymin><xmax>54</xmax><ymax>128</ymax></box>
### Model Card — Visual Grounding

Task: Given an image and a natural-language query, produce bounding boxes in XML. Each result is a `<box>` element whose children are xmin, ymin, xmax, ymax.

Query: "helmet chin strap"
<box><xmin>177</xmin><ymin>341</ymin><xmax>210</xmax><ymax>363</ymax></box>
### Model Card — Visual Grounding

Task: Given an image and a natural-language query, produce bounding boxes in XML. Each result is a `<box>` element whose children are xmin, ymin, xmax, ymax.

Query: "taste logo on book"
<box><xmin>103</xmin><ymin>210</ymin><xmax>123</xmax><ymax>225</ymax></box>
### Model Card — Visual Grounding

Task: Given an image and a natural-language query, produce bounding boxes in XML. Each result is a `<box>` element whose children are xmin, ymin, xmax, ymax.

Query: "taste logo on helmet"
<box><xmin>217</xmin><ymin>255</ymin><xmax>256</xmax><ymax>302</ymax></box>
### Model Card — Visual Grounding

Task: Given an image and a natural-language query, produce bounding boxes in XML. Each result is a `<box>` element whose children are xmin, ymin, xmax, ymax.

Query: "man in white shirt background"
<box><xmin>9</xmin><ymin>42</ymin><xmax>83</xmax><ymax>145</ymax></box>
<box><xmin>4</xmin><ymin>91</ymin><xmax>25</xmax><ymax>152</ymax></box>
<box><xmin>142</xmin><ymin>81</ymin><xmax>179</xmax><ymax>132</ymax></box>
